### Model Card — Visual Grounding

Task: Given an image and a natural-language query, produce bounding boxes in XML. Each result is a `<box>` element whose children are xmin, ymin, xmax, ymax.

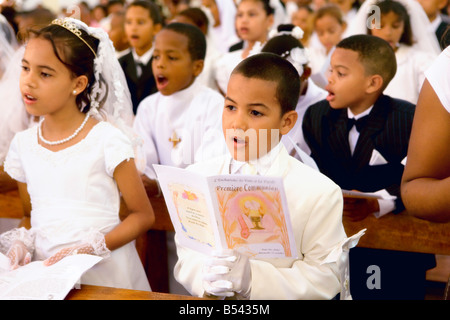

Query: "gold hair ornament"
<box><xmin>51</xmin><ymin>18</ymin><xmax>97</xmax><ymax>57</ymax></box>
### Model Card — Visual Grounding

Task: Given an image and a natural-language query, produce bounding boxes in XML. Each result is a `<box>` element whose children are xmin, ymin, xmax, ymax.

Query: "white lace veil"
<box><xmin>60</xmin><ymin>18</ymin><xmax>145</xmax><ymax>172</ymax></box>
<box><xmin>346</xmin><ymin>0</ymin><xmax>441</xmax><ymax>56</ymax></box>
<box><xmin>0</xmin><ymin>14</ymin><xmax>22</xmax><ymax>164</ymax></box>
<box><xmin>0</xmin><ymin>13</ymin><xmax>17</xmax><ymax>80</ymax></box>
<box><xmin>0</xmin><ymin>45</ymin><xmax>29</xmax><ymax>164</ymax></box>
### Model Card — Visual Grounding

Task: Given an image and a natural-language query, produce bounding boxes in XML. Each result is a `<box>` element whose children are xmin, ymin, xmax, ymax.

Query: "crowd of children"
<box><xmin>0</xmin><ymin>0</ymin><xmax>449</xmax><ymax>300</ymax></box>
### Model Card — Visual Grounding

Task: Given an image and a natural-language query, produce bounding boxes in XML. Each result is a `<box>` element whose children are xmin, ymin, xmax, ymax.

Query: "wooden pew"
<box><xmin>343</xmin><ymin>211</ymin><xmax>450</xmax><ymax>255</ymax></box>
<box><xmin>66</xmin><ymin>284</ymin><xmax>204</xmax><ymax>300</ymax></box>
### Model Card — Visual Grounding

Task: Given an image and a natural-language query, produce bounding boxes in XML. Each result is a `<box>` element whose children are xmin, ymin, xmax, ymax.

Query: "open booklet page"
<box><xmin>154</xmin><ymin>164</ymin><xmax>298</xmax><ymax>259</ymax></box>
<box><xmin>0</xmin><ymin>253</ymin><xmax>102</xmax><ymax>300</ymax></box>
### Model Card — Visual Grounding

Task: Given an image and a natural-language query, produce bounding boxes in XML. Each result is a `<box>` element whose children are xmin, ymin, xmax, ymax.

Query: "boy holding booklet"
<box><xmin>172</xmin><ymin>53</ymin><xmax>349</xmax><ymax>300</ymax></box>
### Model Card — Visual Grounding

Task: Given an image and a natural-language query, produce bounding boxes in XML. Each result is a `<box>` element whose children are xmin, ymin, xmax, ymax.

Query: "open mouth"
<box><xmin>233</xmin><ymin>135</ymin><xmax>246</xmax><ymax>146</ymax></box>
<box><xmin>155</xmin><ymin>75</ymin><xmax>169</xmax><ymax>89</ymax></box>
<box><xmin>326</xmin><ymin>91</ymin><xmax>335</xmax><ymax>101</ymax></box>
<box><xmin>325</xmin><ymin>85</ymin><xmax>335</xmax><ymax>101</ymax></box>
<box><xmin>23</xmin><ymin>93</ymin><xmax>37</xmax><ymax>104</ymax></box>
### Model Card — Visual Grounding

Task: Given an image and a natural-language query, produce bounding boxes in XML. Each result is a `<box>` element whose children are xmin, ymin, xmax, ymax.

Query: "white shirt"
<box><xmin>132</xmin><ymin>47</ymin><xmax>153</xmax><ymax>77</ymax></box>
<box><xmin>347</xmin><ymin>106</ymin><xmax>395</xmax><ymax>217</ymax></box>
<box><xmin>133</xmin><ymin>80</ymin><xmax>224</xmax><ymax>179</ymax></box>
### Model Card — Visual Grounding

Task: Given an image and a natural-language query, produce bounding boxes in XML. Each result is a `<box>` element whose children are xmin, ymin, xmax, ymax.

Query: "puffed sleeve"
<box><xmin>3</xmin><ymin>134</ymin><xmax>26</xmax><ymax>183</ymax></box>
<box><xmin>103</xmin><ymin>125</ymin><xmax>135</xmax><ymax>177</ymax></box>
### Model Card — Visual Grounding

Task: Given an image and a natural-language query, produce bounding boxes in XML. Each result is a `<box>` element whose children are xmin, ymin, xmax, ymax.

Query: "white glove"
<box><xmin>0</xmin><ymin>227</ymin><xmax>35</xmax><ymax>270</ymax></box>
<box><xmin>7</xmin><ymin>240</ymin><xmax>32</xmax><ymax>270</ymax></box>
<box><xmin>44</xmin><ymin>230</ymin><xmax>110</xmax><ymax>266</ymax></box>
<box><xmin>202</xmin><ymin>249</ymin><xmax>252</xmax><ymax>299</ymax></box>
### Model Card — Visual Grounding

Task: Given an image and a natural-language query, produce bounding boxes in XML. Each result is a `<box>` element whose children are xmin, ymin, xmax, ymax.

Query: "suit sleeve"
<box><xmin>302</xmin><ymin>104</ymin><xmax>325</xmax><ymax>170</ymax></box>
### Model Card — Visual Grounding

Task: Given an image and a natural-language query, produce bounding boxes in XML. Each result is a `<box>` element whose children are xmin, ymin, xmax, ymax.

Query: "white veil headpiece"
<box><xmin>0</xmin><ymin>13</ymin><xmax>17</xmax><ymax>79</ymax></box>
<box><xmin>0</xmin><ymin>46</ymin><xmax>29</xmax><ymax>164</ymax></box>
<box><xmin>346</xmin><ymin>0</ymin><xmax>441</xmax><ymax>56</ymax></box>
<box><xmin>0</xmin><ymin>18</ymin><xmax>145</xmax><ymax>171</ymax></box>
<box><xmin>252</xmin><ymin>25</ymin><xmax>310</xmax><ymax>77</ymax></box>
<box><xmin>53</xmin><ymin>17</ymin><xmax>145</xmax><ymax>171</ymax></box>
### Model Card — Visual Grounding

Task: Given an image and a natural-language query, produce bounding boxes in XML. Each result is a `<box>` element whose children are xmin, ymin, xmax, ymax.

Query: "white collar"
<box><xmin>229</xmin><ymin>142</ymin><xmax>284</xmax><ymax>175</ymax></box>
<box><xmin>430</xmin><ymin>14</ymin><xmax>443</xmax><ymax>32</ymax></box>
<box><xmin>347</xmin><ymin>105</ymin><xmax>373</xmax><ymax>120</ymax></box>
<box><xmin>132</xmin><ymin>46</ymin><xmax>154</xmax><ymax>65</ymax></box>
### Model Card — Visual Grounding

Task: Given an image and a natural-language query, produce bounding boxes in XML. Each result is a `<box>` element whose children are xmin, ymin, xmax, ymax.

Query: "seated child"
<box><xmin>302</xmin><ymin>34</ymin><xmax>436</xmax><ymax>299</ymax></box>
<box><xmin>262</xmin><ymin>24</ymin><xmax>328</xmax><ymax>160</ymax></box>
<box><xmin>170</xmin><ymin>7</ymin><xmax>222</xmax><ymax>90</ymax></box>
<box><xmin>173</xmin><ymin>53</ymin><xmax>349</xmax><ymax>300</ymax></box>
<box><xmin>290</xmin><ymin>4</ymin><xmax>314</xmax><ymax>47</ymax></box>
<box><xmin>108</xmin><ymin>10</ymin><xmax>130</xmax><ymax>59</ymax></box>
<box><xmin>119</xmin><ymin>0</ymin><xmax>163</xmax><ymax>114</ymax></box>
<box><xmin>347</xmin><ymin>0</ymin><xmax>440</xmax><ymax>104</ymax></box>
<box><xmin>133</xmin><ymin>22</ymin><xmax>224</xmax><ymax>196</ymax></box>
<box><xmin>308</xmin><ymin>4</ymin><xmax>347</xmax><ymax>88</ymax></box>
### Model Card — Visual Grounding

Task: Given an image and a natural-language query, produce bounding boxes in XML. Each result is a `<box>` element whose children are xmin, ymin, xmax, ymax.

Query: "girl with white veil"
<box><xmin>346</xmin><ymin>0</ymin><xmax>440</xmax><ymax>104</ymax></box>
<box><xmin>0</xmin><ymin>17</ymin><xmax>153</xmax><ymax>291</ymax></box>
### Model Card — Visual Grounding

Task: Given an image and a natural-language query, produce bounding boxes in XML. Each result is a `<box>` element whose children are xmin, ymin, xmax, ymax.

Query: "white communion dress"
<box><xmin>4</xmin><ymin>121</ymin><xmax>151</xmax><ymax>291</ymax></box>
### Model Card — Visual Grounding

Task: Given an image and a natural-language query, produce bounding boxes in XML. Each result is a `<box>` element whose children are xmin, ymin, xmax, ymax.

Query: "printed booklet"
<box><xmin>154</xmin><ymin>165</ymin><xmax>298</xmax><ymax>259</ymax></box>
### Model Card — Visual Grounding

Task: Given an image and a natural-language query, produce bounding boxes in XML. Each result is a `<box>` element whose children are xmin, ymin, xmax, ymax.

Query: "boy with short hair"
<box><xmin>302</xmin><ymin>34</ymin><xmax>435</xmax><ymax>299</ymax></box>
<box><xmin>173</xmin><ymin>53</ymin><xmax>348</xmax><ymax>300</ymax></box>
<box><xmin>119</xmin><ymin>0</ymin><xmax>163</xmax><ymax>114</ymax></box>
<box><xmin>133</xmin><ymin>22</ymin><xmax>224</xmax><ymax>197</ymax></box>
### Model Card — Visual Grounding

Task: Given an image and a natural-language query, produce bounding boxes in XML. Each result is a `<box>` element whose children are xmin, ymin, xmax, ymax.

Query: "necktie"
<box><xmin>347</xmin><ymin>116</ymin><xmax>369</xmax><ymax>133</ymax></box>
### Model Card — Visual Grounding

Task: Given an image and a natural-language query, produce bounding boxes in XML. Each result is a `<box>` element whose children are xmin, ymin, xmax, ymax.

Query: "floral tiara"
<box><xmin>51</xmin><ymin>18</ymin><xmax>97</xmax><ymax>58</ymax></box>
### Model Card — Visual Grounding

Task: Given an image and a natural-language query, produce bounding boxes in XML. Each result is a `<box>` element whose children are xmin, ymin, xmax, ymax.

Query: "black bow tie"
<box><xmin>347</xmin><ymin>116</ymin><xmax>369</xmax><ymax>133</ymax></box>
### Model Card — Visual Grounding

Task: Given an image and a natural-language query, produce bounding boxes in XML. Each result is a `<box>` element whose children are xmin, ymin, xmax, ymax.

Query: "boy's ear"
<box><xmin>192</xmin><ymin>59</ymin><xmax>204</xmax><ymax>77</ymax></box>
<box><xmin>366</xmin><ymin>74</ymin><xmax>384</xmax><ymax>94</ymax></box>
<box><xmin>280</xmin><ymin>110</ymin><xmax>298</xmax><ymax>135</ymax></box>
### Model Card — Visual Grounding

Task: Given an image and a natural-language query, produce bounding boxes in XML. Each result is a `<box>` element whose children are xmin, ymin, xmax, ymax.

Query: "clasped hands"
<box><xmin>202</xmin><ymin>249</ymin><xmax>251</xmax><ymax>299</ymax></box>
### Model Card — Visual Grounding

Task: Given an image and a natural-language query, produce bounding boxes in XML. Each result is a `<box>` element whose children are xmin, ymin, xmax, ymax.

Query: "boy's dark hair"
<box><xmin>127</xmin><ymin>0</ymin><xmax>163</xmax><ymax>25</ymax></box>
<box><xmin>176</xmin><ymin>7</ymin><xmax>209</xmax><ymax>35</ymax></box>
<box><xmin>232</xmin><ymin>53</ymin><xmax>300</xmax><ymax>115</ymax></box>
<box><xmin>369</xmin><ymin>0</ymin><xmax>413</xmax><ymax>46</ymax></box>
<box><xmin>28</xmin><ymin>24</ymin><xmax>99</xmax><ymax>112</ymax></box>
<box><xmin>337</xmin><ymin>34</ymin><xmax>397</xmax><ymax>91</ymax></box>
<box><xmin>163</xmin><ymin>22</ymin><xmax>206</xmax><ymax>60</ymax></box>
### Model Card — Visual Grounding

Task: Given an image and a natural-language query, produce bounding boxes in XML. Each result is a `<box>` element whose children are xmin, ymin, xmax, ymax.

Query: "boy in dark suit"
<box><xmin>119</xmin><ymin>0</ymin><xmax>163</xmax><ymax>114</ymax></box>
<box><xmin>302</xmin><ymin>34</ymin><xmax>435</xmax><ymax>299</ymax></box>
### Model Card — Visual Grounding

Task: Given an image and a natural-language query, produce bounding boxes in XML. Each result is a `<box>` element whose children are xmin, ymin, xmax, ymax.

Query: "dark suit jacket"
<box><xmin>302</xmin><ymin>94</ymin><xmax>415</xmax><ymax>212</ymax></box>
<box><xmin>119</xmin><ymin>51</ymin><xmax>158</xmax><ymax>115</ymax></box>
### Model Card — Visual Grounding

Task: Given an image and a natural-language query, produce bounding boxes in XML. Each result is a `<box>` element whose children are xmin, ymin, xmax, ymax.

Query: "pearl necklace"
<box><xmin>38</xmin><ymin>113</ymin><xmax>90</xmax><ymax>146</ymax></box>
